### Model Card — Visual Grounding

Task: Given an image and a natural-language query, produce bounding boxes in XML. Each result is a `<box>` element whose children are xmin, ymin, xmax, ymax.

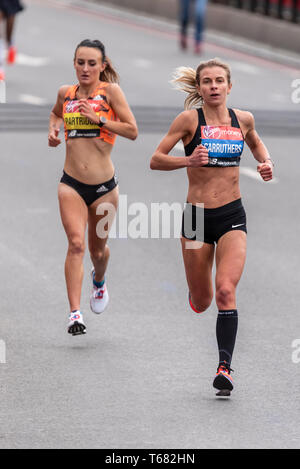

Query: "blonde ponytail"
<box><xmin>171</xmin><ymin>67</ymin><xmax>203</xmax><ymax>110</ymax></box>
<box><xmin>171</xmin><ymin>58</ymin><xmax>231</xmax><ymax>110</ymax></box>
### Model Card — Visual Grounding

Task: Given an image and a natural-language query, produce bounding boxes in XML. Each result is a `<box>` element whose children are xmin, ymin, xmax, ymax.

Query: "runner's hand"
<box><xmin>187</xmin><ymin>145</ymin><xmax>209</xmax><ymax>167</ymax></box>
<box><xmin>78</xmin><ymin>99</ymin><xmax>99</xmax><ymax>124</ymax></box>
<box><xmin>257</xmin><ymin>162</ymin><xmax>273</xmax><ymax>181</ymax></box>
<box><xmin>48</xmin><ymin>128</ymin><xmax>61</xmax><ymax>147</ymax></box>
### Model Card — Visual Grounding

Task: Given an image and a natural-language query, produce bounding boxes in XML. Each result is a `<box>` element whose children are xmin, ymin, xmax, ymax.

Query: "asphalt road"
<box><xmin>0</xmin><ymin>0</ymin><xmax>300</xmax><ymax>449</ymax></box>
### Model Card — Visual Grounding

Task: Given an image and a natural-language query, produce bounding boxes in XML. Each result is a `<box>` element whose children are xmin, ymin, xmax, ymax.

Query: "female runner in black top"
<box><xmin>150</xmin><ymin>59</ymin><xmax>273</xmax><ymax>395</ymax></box>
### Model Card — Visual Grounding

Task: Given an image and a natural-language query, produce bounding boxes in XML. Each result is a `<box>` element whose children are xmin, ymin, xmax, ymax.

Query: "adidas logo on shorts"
<box><xmin>96</xmin><ymin>185</ymin><xmax>109</xmax><ymax>193</ymax></box>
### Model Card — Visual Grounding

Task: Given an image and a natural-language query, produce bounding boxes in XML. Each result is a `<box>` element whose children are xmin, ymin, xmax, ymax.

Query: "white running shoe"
<box><xmin>90</xmin><ymin>270</ymin><xmax>109</xmax><ymax>314</ymax></box>
<box><xmin>67</xmin><ymin>310</ymin><xmax>86</xmax><ymax>336</ymax></box>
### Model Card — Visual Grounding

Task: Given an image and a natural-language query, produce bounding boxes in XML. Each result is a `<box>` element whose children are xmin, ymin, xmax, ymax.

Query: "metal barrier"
<box><xmin>210</xmin><ymin>0</ymin><xmax>300</xmax><ymax>23</ymax></box>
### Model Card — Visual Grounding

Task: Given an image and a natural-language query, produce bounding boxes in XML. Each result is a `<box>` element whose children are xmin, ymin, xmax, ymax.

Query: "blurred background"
<box><xmin>0</xmin><ymin>0</ymin><xmax>299</xmax><ymax>449</ymax></box>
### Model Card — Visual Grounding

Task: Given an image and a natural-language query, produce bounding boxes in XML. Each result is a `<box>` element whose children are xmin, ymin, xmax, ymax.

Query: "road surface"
<box><xmin>0</xmin><ymin>0</ymin><xmax>299</xmax><ymax>449</ymax></box>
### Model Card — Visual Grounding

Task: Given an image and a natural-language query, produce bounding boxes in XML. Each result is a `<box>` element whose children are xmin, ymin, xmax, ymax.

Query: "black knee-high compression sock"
<box><xmin>216</xmin><ymin>309</ymin><xmax>238</xmax><ymax>366</ymax></box>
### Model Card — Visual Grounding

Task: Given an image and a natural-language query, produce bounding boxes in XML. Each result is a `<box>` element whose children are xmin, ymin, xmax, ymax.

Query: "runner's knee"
<box><xmin>68</xmin><ymin>236</ymin><xmax>85</xmax><ymax>256</ymax></box>
<box><xmin>189</xmin><ymin>292</ymin><xmax>212</xmax><ymax>314</ymax></box>
<box><xmin>90</xmin><ymin>245</ymin><xmax>109</xmax><ymax>263</ymax></box>
<box><xmin>216</xmin><ymin>282</ymin><xmax>236</xmax><ymax>309</ymax></box>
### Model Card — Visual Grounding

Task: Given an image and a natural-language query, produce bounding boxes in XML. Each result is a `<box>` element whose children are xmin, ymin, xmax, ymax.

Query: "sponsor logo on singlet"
<box><xmin>201</xmin><ymin>125</ymin><xmax>244</xmax><ymax>164</ymax></box>
<box><xmin>94</xmin><ymin>94</ymin><xmax>106</xmax><ymax>101</ymax></box>
<box><xmin>64</xmin><ymin>99</ymin><xmax>104</xmax><ymax>132</ymax></box>
<box><xmin>203</xmin><ymin>126</ymin><xmax>222</xmax><ymax>140</ymax></box>
<box><xmin>63</xmin><ymin>87</ymin><xmax>117</xmax><ymax>144</ymax></box>
<box><xmin>65</xmin><ymin>101</ymin><xmax>80</xmax><ymax>113</ymax></box>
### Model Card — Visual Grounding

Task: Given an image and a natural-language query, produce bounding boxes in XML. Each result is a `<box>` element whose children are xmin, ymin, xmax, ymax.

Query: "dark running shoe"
<box><xmin>213</xmin><ymin>362</ymin><xmax>234</xmax><ymax>396</ymax></box>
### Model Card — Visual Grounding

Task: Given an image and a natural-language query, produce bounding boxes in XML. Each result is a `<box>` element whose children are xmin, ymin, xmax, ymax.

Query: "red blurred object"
<box><xmin>7</xmin><ymin>45</ymin><xmax>17</xmax><ymax>65</ymax></box>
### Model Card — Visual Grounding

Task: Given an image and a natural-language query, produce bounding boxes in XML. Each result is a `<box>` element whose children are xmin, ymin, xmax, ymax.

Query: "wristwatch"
<box><xmin>98</xmin><ymin>116</ymin><xmax>107</xmax><ymax>127</ymax></box>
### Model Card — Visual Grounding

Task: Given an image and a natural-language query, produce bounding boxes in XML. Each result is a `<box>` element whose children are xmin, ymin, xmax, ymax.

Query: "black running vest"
<box><xmin>184</xmin><ymin>108</ymin><xmax>244</xmax><ymax>167</ymax></box>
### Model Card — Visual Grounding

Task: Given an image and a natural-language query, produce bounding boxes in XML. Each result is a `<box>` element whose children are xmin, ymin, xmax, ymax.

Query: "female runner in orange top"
<box><xmin>150</xmin><ymin>59</ymin><xmax>273</xmax><ymax>395</ymax></box>
<box><xmin>49</xmin><ymin>39</ymin><xmax>138</xmax><ymax>336</ymax></box>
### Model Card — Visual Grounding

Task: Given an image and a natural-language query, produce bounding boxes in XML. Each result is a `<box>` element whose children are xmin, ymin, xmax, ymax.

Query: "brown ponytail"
<box><xmin>101</xmin><ymin>56</ymin><xmax>120</xmax><ymax>84</ymax></box>
<box><xmin>75</xmin><ymin>39</ymin><xmax>120</xmax><ymax>84</ymax></box>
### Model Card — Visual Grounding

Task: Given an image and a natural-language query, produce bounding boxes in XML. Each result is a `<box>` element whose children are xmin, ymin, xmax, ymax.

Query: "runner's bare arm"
<box><xmin>240</xmin><ymin>111</ymin><xmax>273</xmax><ymax>181</ymax></box>
<box><xmin>150</xmin><ymin>112</ymin><xmax>208</xmax><ymax>170</ymax></box>
<box><xmin>104</xmin><ymin>84</ymin><xmax>138</xmax><ymax>140</ymax></box>
<box><xmin>48</xmin><ymin>86</ymin><xmax>69</xmax><ymax>147</ymax></box>
<box><xmin>240</xmin><ymin>111</ymin><xmax>271</xmax><ymax>164</ymax></box>
<box><xmin>78</xmin><ymin>84</ymin><xmax>138</xmax><ymax>140</ymax></box>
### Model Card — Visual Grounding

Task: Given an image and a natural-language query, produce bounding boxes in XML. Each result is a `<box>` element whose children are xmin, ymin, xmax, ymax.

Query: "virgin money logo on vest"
<box><xmin>203</xmin><ymin>126</ymin><xmax>221</xmax><ymax>140</ymax></box>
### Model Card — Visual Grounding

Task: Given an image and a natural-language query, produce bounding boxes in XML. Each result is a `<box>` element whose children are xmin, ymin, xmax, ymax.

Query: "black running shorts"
<box><xmin>181</xmin><ymin>198</ymin><xmax>247</xmax><ymax>244</ymax></box>
<box><xmin>60</xmin><ymin>171</ymin><xmax>118</xmax><ymax>206</ymax></box>
<box><xmin>0</xmin><ymin>0</ymin><xmax>24</xmax><ymax>16</ymax></box>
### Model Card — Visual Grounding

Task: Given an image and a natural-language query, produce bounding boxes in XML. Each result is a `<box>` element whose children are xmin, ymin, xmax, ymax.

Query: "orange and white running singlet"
<box><xmin>63</xmin><ymin>82</ymin><xmax>118</xmax><ymax>144</ymax></box>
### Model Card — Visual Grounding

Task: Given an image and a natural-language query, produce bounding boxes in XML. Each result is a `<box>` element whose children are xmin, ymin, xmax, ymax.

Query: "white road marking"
<box><xmin>19</xmin><ymin>94</ymin><xmax>48</xmax><ymax>105</ymax></box>
<box><xmin>133</xmin><ymin>58</ymin><xmax>153</xmax><ymax>69</ymax></box>
<box><xmin>26</xmin><ymin>208</ymin><xmax>50</xmax><ymax>214</ymax></box>
<box><xmin>0</xmin><ymin>81</ymin><xmax>6</xmax><ymax>103</ymax></box>
<box><xmin>240</xmin><ymin>166</ymin><xmax>279</xmax><ymax>184</ymax></box>
<box><xmin>270</xmin><ymin>92</ymin><xmax>287</xmax><ymax>103</ymax></box>
<box><xmin>230</xmin><ymin>61</ymin><xmax>260</xmax><ymax>75</ymax></box>
<box><xmin>174</xmin><ymin>142</ymin><xmax>185</xmax><ymax>152</ymax></box>
<box><xmin>16</xmin><ymin>54</ymin><xmax>50</xmax><ymax>67</ymax></box>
